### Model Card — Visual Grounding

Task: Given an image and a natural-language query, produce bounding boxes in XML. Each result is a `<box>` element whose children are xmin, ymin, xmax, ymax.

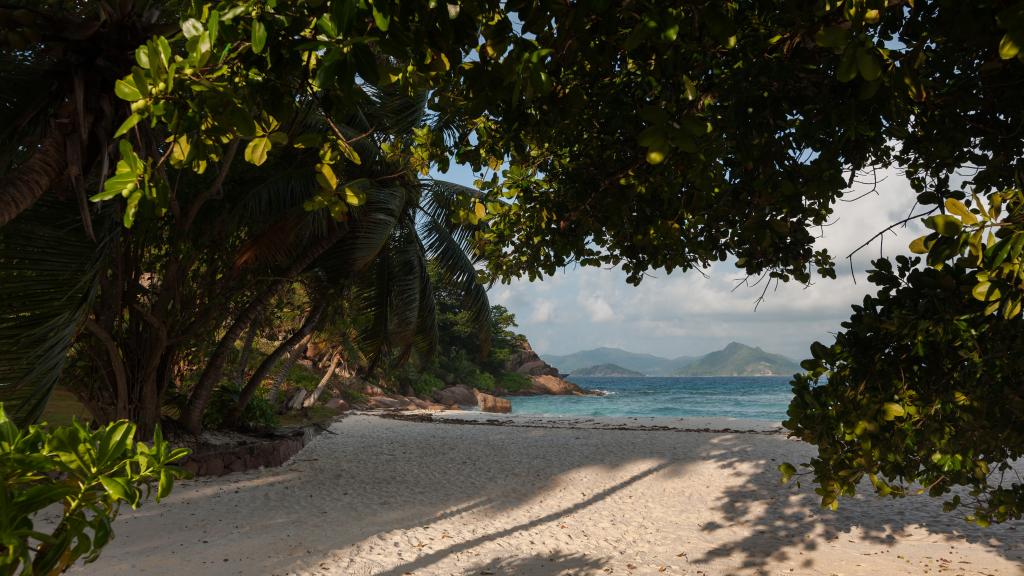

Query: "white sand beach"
<box><xmin>71</xmin><ymin>414</ymin><xmax>1023</xmax><ymax>576</ymax></box>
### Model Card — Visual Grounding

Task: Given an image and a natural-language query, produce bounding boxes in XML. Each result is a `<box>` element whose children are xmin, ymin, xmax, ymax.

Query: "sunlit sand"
<box><xmin>71</xmin><ymin>414</ymin><xmax>1023</xmax><ymax>576</ymax></box>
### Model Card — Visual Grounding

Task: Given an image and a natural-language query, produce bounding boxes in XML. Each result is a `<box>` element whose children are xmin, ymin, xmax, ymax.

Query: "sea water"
<box><xmin>509</xmin><ymin>376</ymin><xmax>793</xmax><ymax>421</ymax></box>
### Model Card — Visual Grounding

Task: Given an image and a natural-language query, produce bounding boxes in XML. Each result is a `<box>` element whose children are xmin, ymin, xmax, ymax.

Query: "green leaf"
<box><xmin>251</xmin><ymin>20</ymin><xmax>267</xmax><ymax>54</ymax></box>
<box><xmin>944</xmin><ymin>198</ymin><xmax>978</xmax><ymax>225</ymax></box>
<box><xmin>99</xmin><ymin>475</ymin><xmax>131</xmax><ymax>502</ymax></box>
<box><xmin>881</xmin><ymin>402</ymin><xmax>906</xmax><ymax>421</ymax></box>
<box><xmin>338</xmin><ymin>139</ymin><xmax>362</xmax><ymax>165</ymax></box>
<box><xmin>157</xmin><ymin>469</ymin><xmax>173</xmax><ymax>501</ymax></box>
<box><xmin>244</xmin><ymin>137</ymin><xmax>271</xmax><ymax>166</ymax></box>
<box><xmin>1000</xmin><ymin>33</ymin><xmax>1021</xmax><ymax>60</ymax></box>
<box><xmin>972</xmin><ymin>281</ymin><xmax>1001</xmax><ymax>302</ymax></box>
<box><xmin>316</xmin><ymin>163</ymin><xmax>338</xmax><ymax>190</ymax></box>
<box><xmin>683</xmin><ymin>75</ymin><xmax>698</xmax><ymax>101</ymax></box>
<box><xmin>778</xmin><ymin>462</ymin><xmax>797</xmax><ymax>484</ymax></box>
<box><xmin>135</xmin><ymin>46</ymin><xmax>150</xmax><ymax>69</ymax></box>
<box><xmin>837</xmin><ymin>47</ymin><xmax>858</xmax><ymax>83</ymax></box>
<box><xmin>372</xmin><ymin>6</ymin><xmax>390</xmax><ymax>31</ymax></box>
<box><xmin>114</xmin><ymin>77</ymin><xmax>142</xmax><ymax>102</ymax></box>
<box><xmin>343</xmin><ymin>178</ymin><xmax>370</xmax><ymax>206</ymax></box>
<box><xmin>857</xmin><ymin>48</ymin><xmax>882</xmax><ymax>81</ymax></box>
<box><xmin>815</xmin><ymin>26</ymin><xmax>850</xmax><ymax>49</ymax></box>
<box><xmin>208</xmin><ymin>10</ymin><xmax>220</xmax><ymax>45</ymax></box>
<box><xmin>908</xmin><ymin>235</ymin><xmax>930</xmax><ymax>254</ymax></box>
<box><xmin>924</xmin><ymin>215</ymin><xmax>963</xmax><ymax>237</ymax></box>
<box><xmin>123</xmin><ymin>189</ymin><xmax>142</xmax><ymax>228</ymax></box>
<box><xmin>113</xmin><ymin>114</ymin><xmax>142</xmax><ymax>138</ymax></box>
<box><xmin>181</xmin><ymin>18</ymin><xmax>204</xmax><ymax>39</ymax></box>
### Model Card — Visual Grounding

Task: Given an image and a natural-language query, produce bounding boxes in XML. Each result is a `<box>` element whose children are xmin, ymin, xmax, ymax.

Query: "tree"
<box><xmin>4</xmin><ymin>0</ymin><xmax>1024</xmax><ymax>520</ymax></box>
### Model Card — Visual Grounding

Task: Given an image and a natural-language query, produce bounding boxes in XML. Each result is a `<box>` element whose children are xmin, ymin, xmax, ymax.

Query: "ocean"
<box><xmin>509</xmin><ymin>376</ymin><xmax>794</xmax><ymax>421</ymax></box>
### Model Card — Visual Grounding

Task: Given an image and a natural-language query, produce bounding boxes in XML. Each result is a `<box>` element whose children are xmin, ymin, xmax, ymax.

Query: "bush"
<box><xmin>0</xmin><ymin>405</ymin><xmax>189</xmax><ymax>575</ymax></box>
<box><xmin>496</xmin><ymin>371</ymin><xmax>531</xmax><ymax>392</ymax></box>
<box><xmin>410</xmin><ymin>372</ymin><xmax>446</xmax><ymax>397</ymax></box>
<box><xmin>203</xmin><ymin>382</ymin><xmax>278</xmax><ymax>430</ymax></box>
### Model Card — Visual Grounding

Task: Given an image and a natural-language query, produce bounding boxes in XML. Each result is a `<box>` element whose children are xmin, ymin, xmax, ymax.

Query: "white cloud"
<box><xmin>482</xmin><ymin>168</ymin><xmax>926</xmax><ymax>360</ymax></box>
<box><xmin>528</xmin><ymin>299</ymin><xmax>555</xmax><ymax>323</ymax></box>
<box><xmin>578</xmin><ymin>292</ymin><xmax>616</xmax><ymax>322</ymax></box>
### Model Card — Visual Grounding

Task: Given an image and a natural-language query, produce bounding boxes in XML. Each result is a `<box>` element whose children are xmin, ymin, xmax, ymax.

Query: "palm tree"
<box><xmin>0</xmin><ymin>55</ymin><xmax>492</xmax><ymax>434</ymax></box>
<box><xmin>0</xmin><ymin>1</ymin><xmax>183</xmax><ymax>227</ymax></box>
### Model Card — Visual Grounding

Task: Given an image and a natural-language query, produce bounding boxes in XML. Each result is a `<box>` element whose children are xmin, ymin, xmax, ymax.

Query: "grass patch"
<box><xmin>40</xmin><ymin>387</ymin><xmax>91</xmax><ymax>427</ymax></box>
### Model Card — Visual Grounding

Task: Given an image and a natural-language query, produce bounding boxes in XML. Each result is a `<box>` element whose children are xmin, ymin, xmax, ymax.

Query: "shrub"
<box><xmin>496</xmin><ymin>371</ymin><xmax>532</xmax><ymax>392</ymax></box>
<box><xmin>0</xmin><ymin>405</ymin><xmax>189</xmax><ymax>575</ymax></box>
<box><xmin>203</xmin><ymin>382</ymin><xmax>277</xmax><ymax>430</ymax></box>
<box><xmin>410</xmin><ymin>373</ymin><xmax>446</xmax><ymax>397</ymax></box>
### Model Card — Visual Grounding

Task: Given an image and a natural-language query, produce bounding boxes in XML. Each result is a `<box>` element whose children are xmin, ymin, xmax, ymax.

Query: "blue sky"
<box><xmin>437</xmin><ymin>165</ymin><xmax>925</xmax><ymax>361</ymax></box>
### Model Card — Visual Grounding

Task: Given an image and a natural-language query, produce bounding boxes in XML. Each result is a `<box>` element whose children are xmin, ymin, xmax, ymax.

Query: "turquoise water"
<box><xmin>509</xmin><ymin>376</ymin><xmax>794</xmax><ymax>421</ymax></box>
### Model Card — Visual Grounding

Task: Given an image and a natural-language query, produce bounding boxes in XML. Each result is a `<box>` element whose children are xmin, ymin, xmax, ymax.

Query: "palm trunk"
<box><xmin>235</xmin><ymin>318</ymin><xmax>260</xmax><ymax>386</ymax></box>
<box><xmin>226</xmin><ymin>302</ymin><xmax>325</xmax><ymax>426</ymax></box>
<box><xmin>180</xmin><ymin>226</ymin><xmax>343</xmax><ymax>433</ymax></box>
<box><xmin>0</xmin><ymin>125</ymin><xmax>66</xmax><ymax>226</ymax></box>
<box><xmin>303</xmin><ymin>348</ymin><xmax>342</xmax><ymax>408</ymax></box>
<box><xmin>267</xmin><ymin>334</ymin><xmax>313</xmax><ymax>407</ymax></box>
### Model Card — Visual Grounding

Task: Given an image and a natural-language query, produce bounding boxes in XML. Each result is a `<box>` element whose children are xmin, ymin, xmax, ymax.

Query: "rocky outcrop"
<box><xmin>433</xmin><ymin>385</ymin><xmax>511</xmax><ymax>413</ymax></box>
<box><xmin>504</xmin><ymin>374</ymin><xmax>604</xmax><ymax>397</ymax></box>
<box><xmin>505</xmin><ymin>340</ymin><xmax>560</xmax><ymax>377</ymax></box>
<box><xmin>501</xmin><ymin>340</ymin><xmax>601</xmax><ymax>396</ymax></box>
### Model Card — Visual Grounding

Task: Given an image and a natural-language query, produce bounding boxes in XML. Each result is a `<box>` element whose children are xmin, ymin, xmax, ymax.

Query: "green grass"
<box><xmin>40</xmin><ymin>387</ymin><xmax>92</xmax><ymax>427</ymax></box>
<box><xmin>277</xmin><ymin>405</ymin><xmax>345</xmax><ymax>428</ymax></box>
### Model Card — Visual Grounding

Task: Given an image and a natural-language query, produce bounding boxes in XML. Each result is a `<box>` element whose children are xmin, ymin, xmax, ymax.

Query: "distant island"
<box><xmin>544</xmin><ymin>341</ymin><xmax>800</xmax><ymax>377</ymax></box>
<box><xmin>673</xmin><ymin>342</ymin><xmax>799</xmax><ymax>376</ymax></box>
<box><xmin>570</xmin><ymin>363</ymin><xmax>645</xmax><ymax>377</ymax></box>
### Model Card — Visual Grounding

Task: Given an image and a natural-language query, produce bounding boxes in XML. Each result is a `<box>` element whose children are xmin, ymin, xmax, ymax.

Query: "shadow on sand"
<box><xmin>76</xmin><ymin>415</ymin><xmax>1023</xmax><ymax>576</ymax></box>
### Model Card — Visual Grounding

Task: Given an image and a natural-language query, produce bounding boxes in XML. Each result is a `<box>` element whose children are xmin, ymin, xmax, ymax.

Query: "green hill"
<box><xmin>673</xmin><ymin>342</ymin><xmax>799</xmax><ymax>376</ymax></box>
<box><xmin>542</xmin><ymin>347</ymin><xmax>694</xmax><ymax>375</ymax></box>
<box><xmin>570</xmin><ymin>363</ymin><xmax>645</xmax><ymax>377</ymax></box>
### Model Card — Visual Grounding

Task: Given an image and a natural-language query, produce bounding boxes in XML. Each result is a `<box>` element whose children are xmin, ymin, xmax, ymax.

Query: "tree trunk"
<box><xmin>0</xmin><ymin>123</ymin><xmax>66</xmax><ymax>226</ymax></box>
<box><xmin>235</xmin><ymin>317</ymin><xmax>260</xmax><ymax>386</ymax></box>
<box><xmin>226</xmin><ymin>302</ymin><xmax>325</xmax><ymax>426</ymax></box>
<box><xmin>303</xmin><ymin>348</ymin><xmax>342</xmax><ymax>408</ymax></box>
<box><xmin>267</xmin><ymin>334</ymin><xmax>312</xmax><ymax>408</ymax></box>
<box><xmin>180</xmin><ymin>226</ymin><xmax>343</xmax><ymax>433</ymax></box>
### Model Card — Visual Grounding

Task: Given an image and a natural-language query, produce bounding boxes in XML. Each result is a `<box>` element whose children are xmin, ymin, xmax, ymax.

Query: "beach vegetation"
<box><xmin>0</xmin><ymin>0</ymin><xmax>1022</xmax><ymax>525</ymax></box>
<box><xmin>0</xmin><ymin>405</ymin><xmax>188</xmax><ymax>575</ymax></box>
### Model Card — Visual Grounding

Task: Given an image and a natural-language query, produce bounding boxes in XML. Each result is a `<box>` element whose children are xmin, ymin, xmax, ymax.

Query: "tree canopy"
<box><xmin>2</xmin><ymin>0</ymin><xmax>1023</xmax><ymax>524</ymax></box>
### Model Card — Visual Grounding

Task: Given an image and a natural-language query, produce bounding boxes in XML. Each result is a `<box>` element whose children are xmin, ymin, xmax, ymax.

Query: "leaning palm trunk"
<box><xmin>225</xmin><ymin>302</ymin><xmax>326</xmax><ymax>426</ymax></box>
<box><xmin>267</xmin><ymin>334</ymin><xmax>313</xmax><ymax>407</ymax></box>
<box><xmin>234</xmin><ymin>317</ymin><xmax>260</xmax><ymax>387</ymax></box>
<box><xmin>303</xmin><ymin>347</ymin><xmax>343</xmax><ymax>408</ymax></box>
<box><xmin>0</xmin><ymin>128</ymin><xmax>66</xmax><ymax>227</ymax></box>
<box><xmin>181</xmin><ymin>226</ymin><xmax>344</xmax><ymax>433</ymax></box>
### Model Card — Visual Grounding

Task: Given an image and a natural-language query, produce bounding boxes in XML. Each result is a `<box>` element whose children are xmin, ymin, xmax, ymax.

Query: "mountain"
<box><xmin>541</xmin><ymin>347</ymin><xmax>695</xmax><ymax>376</ymax></box>
<box><xmin>543</xmin><ymin>342</ymin><xmax>799</xmax><ymax>377</ymax></box>
<box><xmin>673</xmin><ymin>342</ymin><xmax>799</xmax><ymax>376</ymax></box>
<box><xmin>570</xmin><ymin>363</ymin><xmax>645</xmax><ymax>377</ymax></box>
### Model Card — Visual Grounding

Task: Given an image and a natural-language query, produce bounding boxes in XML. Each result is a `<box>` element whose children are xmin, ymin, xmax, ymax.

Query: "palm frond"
<box><xmin>316</xmin><ymin>184</ymin><xmax>408</xmax><ymax>281</ymax></box>
<box><xmin>417</xmin><ymin>190</ymin><xmax>492</xmax><ymax>354</ymax></box>
<box><xmin>0</xmin><ymin>198</ymin><xmax>106</xmax><ymax>424</ymax></box>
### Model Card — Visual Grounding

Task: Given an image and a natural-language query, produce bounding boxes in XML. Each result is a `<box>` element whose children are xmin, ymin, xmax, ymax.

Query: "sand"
<box><xmin>70</xmin><ymin>413</ymin><xmax>1022</xmax><ymax>576</ymax></box>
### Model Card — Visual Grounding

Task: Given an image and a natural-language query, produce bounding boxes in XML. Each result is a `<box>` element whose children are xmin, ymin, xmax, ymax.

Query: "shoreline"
<box><xmin>378</xmin><ymin>410</ymin><xmax>786</xmax><ymax>434</ymax></box>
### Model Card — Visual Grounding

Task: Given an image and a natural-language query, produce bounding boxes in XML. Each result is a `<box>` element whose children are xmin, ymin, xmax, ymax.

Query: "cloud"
<box><xmin>578</xmin><ymin>292</ymin><xmax>616</xmax><ymax>322</ymax></box>
<box><xmin>528</xmin><ymin>299</ymin><xmax>555</xmax><ymax>323</ymax></box>
<box><xmin>485</xmin><ymin>167</ymin><xmax>926</xmax><ymax>360</ymax></box>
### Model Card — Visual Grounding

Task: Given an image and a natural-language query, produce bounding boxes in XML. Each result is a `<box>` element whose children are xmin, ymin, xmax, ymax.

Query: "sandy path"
<box><xmin>71</xmin><ymin>414</ymin><xmax>1023</xmax><ymax>576</ymax></box>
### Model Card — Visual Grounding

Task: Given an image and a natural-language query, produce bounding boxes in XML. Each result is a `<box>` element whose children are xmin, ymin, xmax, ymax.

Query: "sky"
<box><xmin>437</xmin><ymin>165</ymin><xmax>927</xmax><ymax>361</ymax></box>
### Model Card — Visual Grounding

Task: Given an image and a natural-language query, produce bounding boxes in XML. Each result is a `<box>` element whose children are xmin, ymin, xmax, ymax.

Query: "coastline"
<box><xmin>70</xmin><ymin>413</ymin><xmax>1023</xmax><ymax>576</ymax></box>
<box><xmin>386</xmin><ymin>410</ymin><xmax>786</xmax><ymax>434</ymax></box>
